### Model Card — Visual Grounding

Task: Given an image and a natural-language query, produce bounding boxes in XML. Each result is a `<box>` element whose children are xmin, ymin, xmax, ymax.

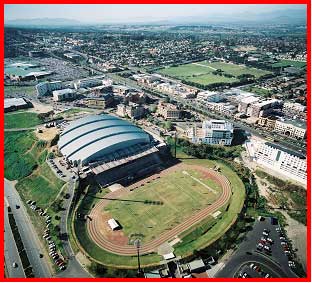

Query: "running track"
<box><xmin>87</xmin><ymin>165</ymin><xmax>232</xmax><ymax>256</ymax></box>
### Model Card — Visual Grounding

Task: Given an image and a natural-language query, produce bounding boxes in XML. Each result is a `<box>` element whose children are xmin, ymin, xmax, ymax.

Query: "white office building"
<box><xmin>187</xmin><ymin>120</ymin><xmax>233</xmax><ymax>146</ymax></box>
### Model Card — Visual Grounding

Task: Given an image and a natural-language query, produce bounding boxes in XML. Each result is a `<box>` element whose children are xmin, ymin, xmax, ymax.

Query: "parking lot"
<box><xmin>216</xmin><ymin>217</ymin><xmax>298</xmax><ymax>278</ymax></box>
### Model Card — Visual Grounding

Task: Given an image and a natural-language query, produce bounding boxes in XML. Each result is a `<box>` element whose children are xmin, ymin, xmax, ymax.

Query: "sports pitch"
<box><xmin>158</xmin><ymin>60</ymin><xmax>272</xmax><ymax>86</ymax></box>
<box><xmin>104</xmin><ymin>167</ymin><xmax>222</xmax><ymax>244</ymax></box>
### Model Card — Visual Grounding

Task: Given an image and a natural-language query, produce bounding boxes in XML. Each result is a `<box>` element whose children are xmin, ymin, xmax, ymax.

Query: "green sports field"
<box><xmin>158</xmin><ymin>60</ymin><xmax>271</xmax><ymax>86</ymax></box>
<box><xmin>271</xmin><ymin>59</ymin><xmax>306</xmax><ymax>69</ymax></box>
<box><xmin>104</xmin><ymin>168</ymin><xmax>222</xmax><ymax>243</ymax></box>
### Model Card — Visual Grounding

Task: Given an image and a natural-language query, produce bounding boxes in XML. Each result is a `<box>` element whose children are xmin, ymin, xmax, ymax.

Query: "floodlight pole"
<box><xmin>174</xmin><ymin>131</ymin><xmax>177</xmax><ymax>158</ymax></box>
<box><xmin>134</xmin><ymin>239</ymin><xmax>143</xmax><ymax>277</ymax></box>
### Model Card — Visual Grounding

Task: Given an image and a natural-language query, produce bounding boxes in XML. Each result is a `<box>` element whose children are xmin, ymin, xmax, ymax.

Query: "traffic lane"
<box><xmin>57</xmin><ymin>258</ymin><xmax>91</xmax><ymax>278</ymax></box>
<box><xmin>57</xmin><ymin>179</ymin><xmax>91</xmax><ymax>278</ymax></box>
<box><xmin>4</xmin><ymin>179</ymin><xmax>52</xmax><ymax>278</ymax></box>
<box><xmin>4</xmin><ymin>209</ymin><xmax>25</xmax><ymax>278</ymax></box>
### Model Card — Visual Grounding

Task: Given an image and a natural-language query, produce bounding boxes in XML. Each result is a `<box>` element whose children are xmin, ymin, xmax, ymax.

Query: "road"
<box><xmin>4</xmin><ymin>179</ymin><xmax>52</xmax><ymax>278</ymax></box>
<box><xmin>4</xmin><ymin>206</ymin><xmax>25</xmax><ymax>278</ymax></box>
<box><xmin>56</xmin><ymin>177</ymin><xmax>91</xmax><ymax>278</ymax></box>
<box><xmin>216</xmin><ymin>217</ymin><xmax>298</xmax><ymax>278</ymax></box>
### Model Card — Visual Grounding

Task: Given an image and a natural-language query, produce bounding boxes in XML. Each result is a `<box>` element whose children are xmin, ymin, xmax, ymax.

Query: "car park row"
<box><xmin>26</xmin><ymin>199</ymin><xmax>66</xmax><ymax>271</ymax></box>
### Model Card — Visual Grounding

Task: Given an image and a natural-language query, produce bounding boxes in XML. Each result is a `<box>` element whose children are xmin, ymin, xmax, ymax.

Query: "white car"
<box><xmin>12</xmin><ymin>262</ymin><xmax>18</xmax><ymax>268</ymax></box>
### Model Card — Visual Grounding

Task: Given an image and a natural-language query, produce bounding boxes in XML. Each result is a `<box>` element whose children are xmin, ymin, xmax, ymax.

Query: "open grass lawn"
<box><xmin>5</xmin><ymin>112</ymin><xmax>42</xmax><ymax>129</ymax></box>
<box><xmin>16</xmin><ymin>163</ymin><xmax>65</xmax><ymax>207</ymax></box>
<box><xmin>189</xmin><ymin>73</ymin><xmax>238</xmax><ymax>85</ymax></box>
<box><xmin>55</xmin><ymin>107</ymin><xmax>94</xmax><ymax>119</ymax></box>
<box><xmin>272</xmin><ymin>59</ymin><xmax>306</xmax><ymax>69</ymax></box>
<box><xmin>105</xmin><ymin>168</ymin><xmax>222</xmax><ymax>243</ymax></box>
<box><xmin>158</xmin><ymin>60</ymin><xmax>271</xmax><ymax>86</ymax></box>
<box><xmin>4</xmin><ymin>85</ymin><xmax>36</xmax><ymax>97</ymax></box>
<box><xmin>4</xmin><ymin>131</ymin><xmax>38</xmax><ymax>180</ymax></box>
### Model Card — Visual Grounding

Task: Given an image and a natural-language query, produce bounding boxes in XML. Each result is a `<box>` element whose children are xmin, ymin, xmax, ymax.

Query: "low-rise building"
<box><xmin>238</xmin><ymin>96</ymin><xmax>259</xmax><ymax>113</ymax></box>
<box><xmin>4</xmin><ymin>98</ymin><xmax>32</xmax><ymax>112</ymax></box>
<box><xmin>247</xmin><ymin>99</ymin><xmax>281</xmax><ymax>118</ymax></box>
<box><xmin>257</xmin><ymin>116</ymin><xmax>278</xmax><ymax>130</ymax></box>
<box><xmin>274</xmin><ymin>119</ymin><xmax>306</xmax><ymax>140</ymax></box>
<box><xmin>197</xmin><ymin>91</ymin><xmax>223</xmax><ymax>103</ymax></box>
<box><xmin>53</xmin><ymin>89</ymin><xmax>76</xmax><ymax>101</ymax></box>
<box><xmin>117</xmin><ymin>103</ymin><xmax>145</xmax><ymax>119</ymax></box>
<box><xmin>187</xmin><ymin>120</ymin><xmax>233</xmax><ymax>146</ymax></box>
<box><xmin>84</xmin><ymin>93</ymin><xmax>114</xmax><ymax>109</ymax></box>
<box><xmin>282</xmin><ymin>102</ymin><xmax>306</xmax><ymax>119</ymax></box>
<box><xmin>74</xmin><ymin>76</ymin><xmax>104</xmax><ymax>89</ymax></box>
<box><xmin>253</xmin><ymin>142</ymin><xmax>306</xmax><ymax>184</ymax></box>
<box><xmin>157</xmin><ymin>102</ymin><xmax>181</xmax><ymax>120</ymax></box>
<box><xmin>35</xmin><ymin>80</ymin><xmax>63</xmax><ymax>96</ymax></box>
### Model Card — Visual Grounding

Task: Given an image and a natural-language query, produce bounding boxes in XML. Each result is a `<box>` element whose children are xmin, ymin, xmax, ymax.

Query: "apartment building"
<box><xmin>254</xmin><ymin>142</ymin><xmax>306</xmax><ymax>184</ymax></box>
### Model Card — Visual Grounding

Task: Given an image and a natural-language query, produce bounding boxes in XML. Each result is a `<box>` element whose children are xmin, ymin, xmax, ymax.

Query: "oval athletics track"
<box><xmin>87</xmin><ymin>167</ymin><xmax>232</xmax><ymax>256</ymax></box>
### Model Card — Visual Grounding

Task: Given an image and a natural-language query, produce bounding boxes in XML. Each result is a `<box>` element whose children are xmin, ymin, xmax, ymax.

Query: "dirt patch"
<box><xmin>35</xmin><ymin>127</ymin><xmax>58</xmax><ymax>142</ymax></box>
<box><xmin>96</xmin><ymin>211</ymin><xmax>129</xmax><ymax>246</ymax></box>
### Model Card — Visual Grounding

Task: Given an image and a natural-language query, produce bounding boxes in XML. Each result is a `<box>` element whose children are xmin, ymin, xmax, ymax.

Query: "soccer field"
<box><xmin>158</xmin><ymin>60</ymin><xmax>271</xmax><ymax>86</ymax></box>
<box><xmin>104</xmin><ymin>168</ymin><xmax>222</xmax><ymax>243</ymax></box>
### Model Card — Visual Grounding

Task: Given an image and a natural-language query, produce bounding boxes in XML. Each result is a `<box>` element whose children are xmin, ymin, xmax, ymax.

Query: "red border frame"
<box><xmin>1</xmin><ymin>1</ymin><xmax>310</xmax><ymax>282</ymax></box>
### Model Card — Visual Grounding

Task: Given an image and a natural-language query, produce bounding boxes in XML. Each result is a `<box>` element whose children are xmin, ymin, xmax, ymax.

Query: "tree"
<box><xmin>164</xmin><ymin>121</ymin><xmax>173</xmax><ymax>131</ymax></box>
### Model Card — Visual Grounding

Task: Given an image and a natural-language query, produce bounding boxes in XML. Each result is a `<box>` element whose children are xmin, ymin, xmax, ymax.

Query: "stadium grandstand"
<box><xmin>58</xmin><ymin>114</ymin><xmax>166</xmax><ymax>186</ymax></box>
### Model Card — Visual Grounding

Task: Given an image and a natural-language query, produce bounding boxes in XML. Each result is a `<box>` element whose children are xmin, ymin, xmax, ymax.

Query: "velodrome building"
<box><xmin>58</xmin><ymin>114</ymin><xmax>165</xmax><ymax>185</ymax></box>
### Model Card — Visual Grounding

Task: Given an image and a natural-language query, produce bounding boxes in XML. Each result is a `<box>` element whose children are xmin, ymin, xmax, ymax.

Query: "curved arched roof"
<box><xmin>58</xmin><ymin>114</ymin><xmax>150</xmax><ymax>164</ymax></box>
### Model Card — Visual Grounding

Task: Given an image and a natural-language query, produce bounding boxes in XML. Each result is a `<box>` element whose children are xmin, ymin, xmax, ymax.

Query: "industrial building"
<box><xmin>187</xmin><ymin>120</ymin><xmax>233</xmax><ymax>146</ymax></box>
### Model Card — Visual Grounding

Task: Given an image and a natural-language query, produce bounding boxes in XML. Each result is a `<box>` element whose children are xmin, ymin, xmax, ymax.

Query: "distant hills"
<box><xmin>5</xmin><ymin>18</ymin><xmax>82</xmax><ymax>27</ymax></box>
<box><xmin>5</xmin><ymin>7</ymin><xmax>306</xmax><ymax>28</ymax></box>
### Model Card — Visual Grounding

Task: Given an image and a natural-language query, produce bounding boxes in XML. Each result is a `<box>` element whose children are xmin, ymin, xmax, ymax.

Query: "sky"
<box><xmin>4</xmin><ymin>4</ymin><xmax>306</xmax><ymax>23</ymax></box>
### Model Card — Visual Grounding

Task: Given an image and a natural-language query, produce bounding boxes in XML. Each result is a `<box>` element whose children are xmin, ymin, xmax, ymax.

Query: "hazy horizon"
<box><xmin>5</xmin><ymin>4</ymin><xmax>306</xmax><ymax>24</ymax></box>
